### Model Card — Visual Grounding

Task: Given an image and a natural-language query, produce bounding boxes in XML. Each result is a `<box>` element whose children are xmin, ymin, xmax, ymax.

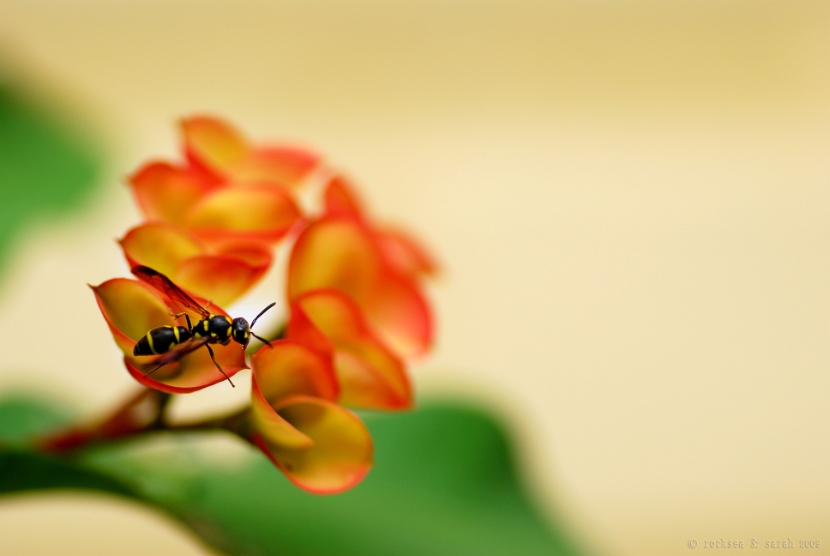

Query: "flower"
<box><xmin>120</xmin><ymin>221</ymin><xmax>272</xmax><ymax>307</ymax></box>
<box><xmin>246</xmin><ymin>340</ymin><xmax>373</xmax><ymax>494</ymax></box>
<box><xmin>129</xmin><ymin>161</ymin><xmax>303</xmax><ymax>245</ymax></box>
<box><xmin>128</xmin><ymin>116</ymin><xmax>323</xmax><ymax>246</ymax></box>
<box><xmin>287</xmin><ymin>289</ymin><xmax>412</xmax><ymax>410</ymax></box>
<box><xmin>181</xmin><ymin>116</ymin><xmax>320</xmax><ymax>189</ymax></box>
<box><xmin>91</xmin><ymin>277</ymin><xmax>247</xmax><ymax>393</ymax></box>
<box><xmin>288</xmin><ymin>175</ymin><xmax>435</xmax><ymax>358</ymax></box>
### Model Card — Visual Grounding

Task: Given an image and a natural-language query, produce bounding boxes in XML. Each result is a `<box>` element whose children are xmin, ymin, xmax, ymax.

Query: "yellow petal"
<box><xmin>252</xmin><ymin>340</ymin><xmax>338</xmax><ymax>403</ymax></box>
<box><xmin>229</xmin><ymin>146</ymin><xmax>320</xmax><ymax>188</ymax></box>
<box><xmin>184</xmin><ymin>183</ymin><xmax>302</xmax><ymax>242</ymax></box>
<box><xmin>120</xmin><ymin>222</ymin><xmax>204</xmax><ymax>279</ymax></box>
<box><xmin>91</xmin><ymin>278</ymin><xmax>172</xmax><ymax>355</ymax></box>
<box><xmin>254</xmin><ymin>395</ymin><xmax>373</xmax><ymax>494</ymax></box>
<box><xmin>251</xmin><ymin>385</ymin><xmax>315</xmax><ymax>450</ymax></box>
<box><xmin>181</xmin><ymin>116</ymin><xmax>249</xmax><ymax>175</ymax></box>
<box><xmin>287</xmin><ymin>217</ymin><xmax>381</xmax><ymax>303</ymax></box>
<box><xmin>175</xmin><ymin>251</ymin><xmax>272</xmax><ymax>307</ymax></box>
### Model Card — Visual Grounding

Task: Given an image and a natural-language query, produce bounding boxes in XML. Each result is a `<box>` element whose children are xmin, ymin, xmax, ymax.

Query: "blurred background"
<box><xmin>1</xmin><ymin>0</ymin><xmax>829</xmax><ymax>554</ymax></box>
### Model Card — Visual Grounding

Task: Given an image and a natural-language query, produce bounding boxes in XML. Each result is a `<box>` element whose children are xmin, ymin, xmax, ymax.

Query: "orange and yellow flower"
<box><xmin>128</xmin><ymin>116</ymin><xmax>322</xmax><ymax>246</ymax></box>
<box><xmin>247</xmin><ymin>340</ymin><xmax>373</xmax><ymax>494</ymax></box>
<box><xmin>288</xmin><ymin>175</ymin><xmax>435</xmax><ymax>359</ymax></box>
<box><xmin>92</xmin><ymin>116</ymin><xmax>436</xmax><ymax>494</ymax></box>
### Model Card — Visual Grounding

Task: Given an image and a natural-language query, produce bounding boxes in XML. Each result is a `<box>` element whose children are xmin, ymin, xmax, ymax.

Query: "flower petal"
<box><xmin>251</xmin><ymin>340</ymin><xmax>338</xmax><ymax>402</ymax></box>
<box><xmin>91</xmin><ymin>278</ymin><xmax>172</xmax><ymax>355</ymax></box>
<box><xmin>287</xmin><ymin>216</ymin><xmax>381</xmax><ymax>304</ymax></box>
<box><xmin>253</xmin><ymin>395</ymin><xmax>373</xmax><ymax>494</ymax></box>
<box><xmin>181</xmin><ymin>116</ymin><xmax>249</xmax><ymax>177</ymax></box>
<box><xmin>364</xmin><ymin>272</ymin><xmax>434</xmax><ymax>358</ymax></box>
<box><xmin>129</xmin><ymin>162</ymin><xmax>215</xmax><ymax>223</ymax></box>
<box><xmin>288</xmin><ymin>290</ymin><xmax>412</xmax><ymax>410</ymax></box>
<box><xmin>323</xmin><ymin>174</ymin><xmax>364</xmax><ymax>218</ymax></box>
<box><xmin>184</xmin><ymin>183</ymin><xmax>302</xmax><ymax>242</ymax></box>
<box><xmin>120</xmin><ymin>222</ymin><xmax>204</xmax><ymax>279</ymax></box>
<box><xmin>251</xmin><ymin>384</ymin><xmax>314</xmax><ymax>451</ymax></box>
<box><xmin>230</xmin><ymin>147</ymin><xmax>320</xmax><ymax>188</ymax></box>
<box><xmin>121</xmin><ymin>224</ymin><xmax>273</xmax><ymax>306</ymax></box>
<box><xmin>375</xmin><ymin>226</ymin><xmax>439</xmax><ymax>278</ymax></box>
<box><xmin>125</xmin><ymin>340</ymin><xmax>247</xmax><ymax>394</ymax></box>
<box><xmin>175</xmin><ymin>252</ymin><xmax>272</xmax><ymax>308</ymax></box>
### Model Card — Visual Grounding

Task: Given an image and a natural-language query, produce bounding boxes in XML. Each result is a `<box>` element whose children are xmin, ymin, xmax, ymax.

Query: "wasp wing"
<box><xmin>131</xmin><ymin>265</ymin><xmax>211</xmax><ymax>319</ymax></box>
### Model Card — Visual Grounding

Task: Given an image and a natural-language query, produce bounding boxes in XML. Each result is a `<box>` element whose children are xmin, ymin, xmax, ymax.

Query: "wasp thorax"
<box><xmin>231</xmin><ymin>317</ymin><xmax>251</xmax><ymax>345</ymax></box>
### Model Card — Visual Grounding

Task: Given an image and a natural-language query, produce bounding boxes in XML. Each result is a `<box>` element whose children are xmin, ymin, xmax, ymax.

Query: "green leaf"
<box><xmin>0</xmin><ymin>395</ymin><xmax>582</xmax><ymax>556</ymax></box>
<box><xmin>0</xmin><ymin>81</ymin><xmax>102</xmax><ymax>274</ymax></box>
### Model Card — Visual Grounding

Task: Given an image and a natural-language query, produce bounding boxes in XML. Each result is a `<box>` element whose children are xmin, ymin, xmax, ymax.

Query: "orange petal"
<box><xmin>212</xmin><ymin>240</ymin><xmax>273</xmax><ymax>268</ymax></box>
<box><xmin>363</xmin><ymin>272</ymin><xmax>434</xmax><ymax>358</ymax></box>
<box><xmin>287</xmin><ymin>216</ymin><xmax>381</xmax><ymax>304</ymax></box>
<box><xmin>181</xmin><ymin>116</ymin><xmax>249</xmax><ymax>177</ymax></box>
<box><xmin>91</xmin><ymin>278</ymin><xmax>172</xmax><ymax>355</ymax></box>
<box><xmin>323</xmin><ymin>174</ymin><xmax>364</xmax><ymax>218</ymax></box>
<box><xmin>129</xmin><ymin>162</ymin><xmax>215</xmax><ymax>223</ymax></box>
<box><xmin>252</xmin><ymin>395</ymin><xmax>373</xmax><ymax>494</ymax></box>
<box><xmin>120</xmin><ymin>222</ymin><xmax>204</xmax><ymax>279</ymax></box>
<box><xmin>288</xmin><ymin>290</ymin><xmax>412</xmax><ymax>410</ymax></box>
<box><xmin>229</xmin><ymin>146</ymin><xmax>320</xmax><ymax>188</ymax></box>
<box><xmin>125</xmin><ymin>340</ymin><xmax>247</xmax><ymax>394</ymax></box>
<box><xmin>251</xmin><ymin>340</ymin><xmax>338</xmax><ymax>402</ymax></box>
<box><xmin>175</xmin><ymin>252</ymin><xmax>272</xmax><ymax>308</ymax></box>
<box><xmin>375</xmin><ymin>226</ymin><xmax>439</xmax><ymax>278</ymax></box>
<box><xmin>184</xmin><ymin>183</ymin><xmax>302</xmax><ymax>242</ymax></box>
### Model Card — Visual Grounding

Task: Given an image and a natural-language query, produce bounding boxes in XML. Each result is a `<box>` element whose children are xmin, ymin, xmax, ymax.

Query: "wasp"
<box><xmin>131</xmin><ymin>265</ymin><xmax>275</xmax><ymax>387</ymax></box>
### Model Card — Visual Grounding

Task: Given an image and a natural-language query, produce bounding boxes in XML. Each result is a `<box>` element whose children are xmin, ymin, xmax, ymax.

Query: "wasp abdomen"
<box><xmin>134</xmin><ymin>326</ymin><xmax>191</xmax><ymax>356</ymax></box>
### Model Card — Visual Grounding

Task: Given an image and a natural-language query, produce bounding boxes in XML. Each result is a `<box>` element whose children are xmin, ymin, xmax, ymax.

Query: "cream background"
<box><xmin>0</xmin><ymin>1</ymin><xmax>829</xmax><ymax>554</ymax></box>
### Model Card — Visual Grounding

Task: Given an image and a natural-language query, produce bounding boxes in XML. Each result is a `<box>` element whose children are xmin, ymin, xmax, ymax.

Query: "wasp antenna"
<box><xmin>251</xmin><ymin>302</ymin><xmax>277</xmax><ymax>328</ymax></box>
<box><xmin>250</xmin><ymin>332</ymin><xmax>273</xmax><ymax>348</ymax></box>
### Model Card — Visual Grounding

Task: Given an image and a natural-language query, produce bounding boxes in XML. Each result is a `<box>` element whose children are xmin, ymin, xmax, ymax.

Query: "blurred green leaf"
<box><xmin>0</xmin><ymin>82</ymin><xmax>102</xmax><ymax>272</ymax></box>
<box><xmin>0</xmin><ymin>396</ymin><xmax>582</xmax><ymax>556</ymax></box>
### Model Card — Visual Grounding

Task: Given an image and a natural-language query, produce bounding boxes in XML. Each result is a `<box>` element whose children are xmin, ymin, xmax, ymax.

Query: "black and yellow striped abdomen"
<box><xmin>134</xmin><ymin>326</ymin><xmax>192</xmax><ymax>356</ymax></box>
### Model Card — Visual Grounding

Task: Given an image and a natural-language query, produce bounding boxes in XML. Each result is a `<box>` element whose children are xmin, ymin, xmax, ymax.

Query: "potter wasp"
<box><xmin>131</xmin><ymin>265</ymin><xmax>275</xmax><ymax>387</ymax></box>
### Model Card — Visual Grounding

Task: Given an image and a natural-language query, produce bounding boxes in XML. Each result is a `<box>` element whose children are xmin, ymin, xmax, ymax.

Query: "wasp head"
<box><xmin>231</xmin><ymin>317</ymin><xmax>251</xmax><ymax>347</ymax></box>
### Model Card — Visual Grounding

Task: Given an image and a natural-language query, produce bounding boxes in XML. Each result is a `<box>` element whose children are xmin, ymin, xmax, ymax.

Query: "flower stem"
<box><xmin>35</xmin><ymin>387</ymin><xmax>168</xmax><ymax>454</ymax></box>
<box><xmin>33</xmin><ymin>388</ymin><xmax>253</xmax><ymax>455</ymax></box>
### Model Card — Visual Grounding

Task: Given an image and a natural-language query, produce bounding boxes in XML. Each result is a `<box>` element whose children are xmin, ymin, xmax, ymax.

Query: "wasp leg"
<box><xmin>206</xmin><ymin>344</ymin><xmax>235</xmax><ymax>388</ymax></box>
<box><xmin>173</xmin><ymin>312</ymin><xmax>193</xmax><ymax>332</ymax></box>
